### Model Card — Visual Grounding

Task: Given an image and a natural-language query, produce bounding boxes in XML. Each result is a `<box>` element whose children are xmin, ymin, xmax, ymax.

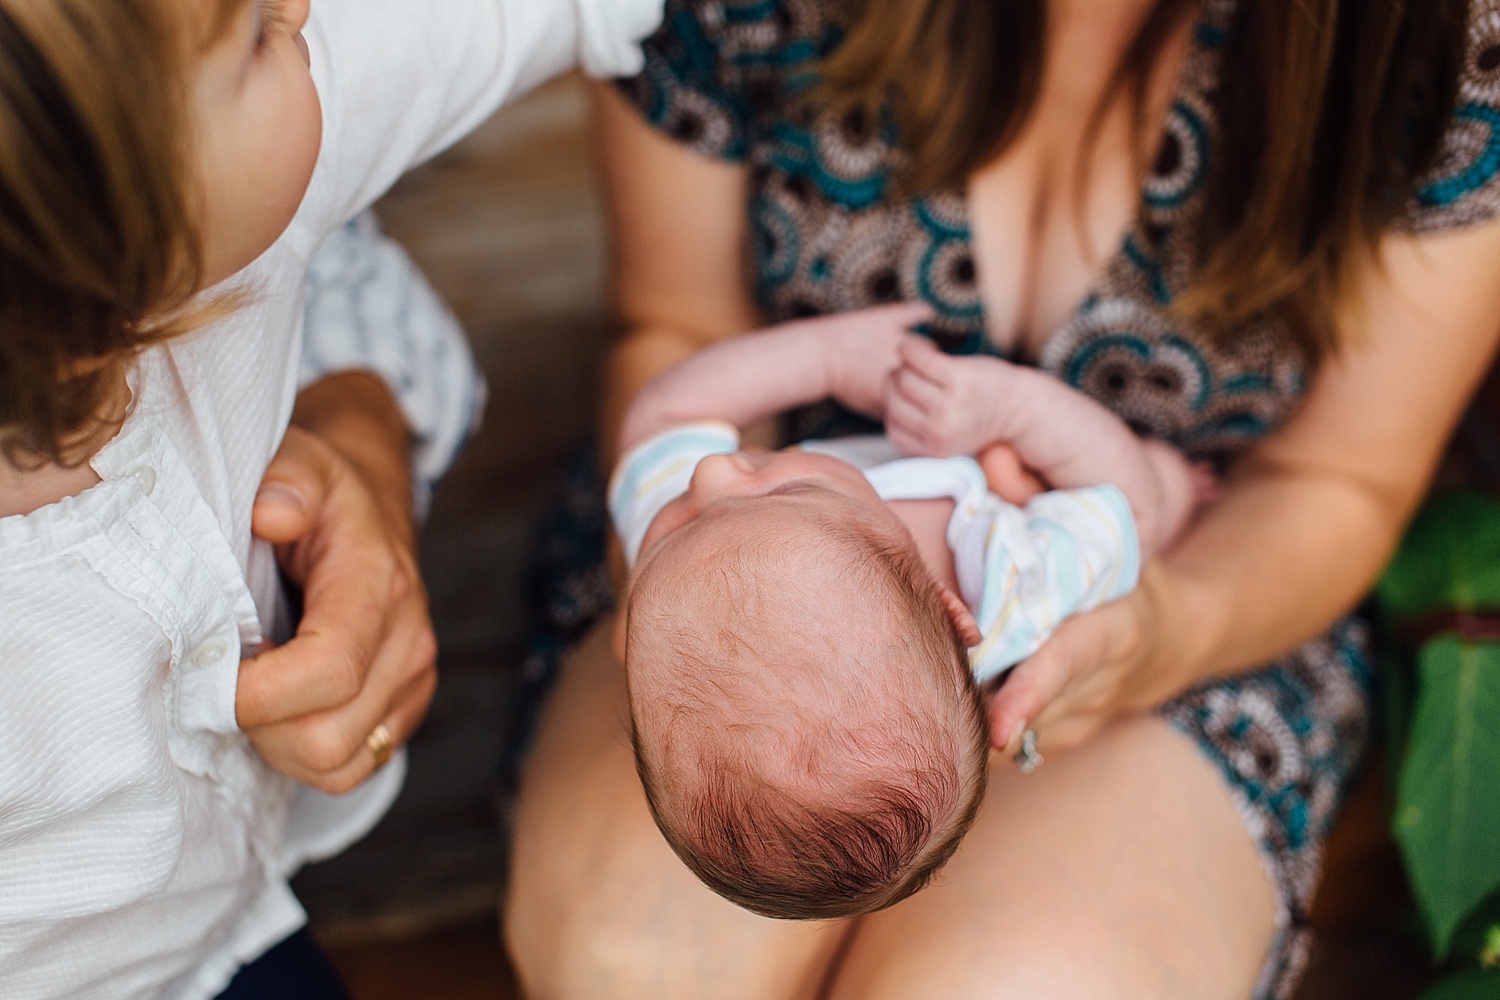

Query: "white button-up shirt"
<box><xmin>0</xmin><ymin>2</ymin><xmax>662</xmax><ymax>998</ymax></box>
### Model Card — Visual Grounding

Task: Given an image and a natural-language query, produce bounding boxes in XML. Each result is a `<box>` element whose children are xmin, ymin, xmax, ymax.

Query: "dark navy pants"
<box><xmin>216</xmin><ymin>930</ymin><xmax>353</xmax><ymax>1000</ymax></box>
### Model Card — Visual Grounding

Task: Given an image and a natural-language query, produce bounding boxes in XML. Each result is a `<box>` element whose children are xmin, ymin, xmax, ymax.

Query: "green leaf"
<box><xmin>1421</xmin><ymin>970</ymin><xmax>1500</xmax><ymax>1000</ymax></box>
<box><xmin>1379</xmin><ymin>492</ymin><xmax>1500</xmax><ymax>620</ymax></box>
<box><xmin>1396</xmin><ymin>637</ymin><xmax>1500</xmax><ymax>957</ymax></box>
<box><xmin>1451</xmin><ymin>894</ymin><xmax>1500</xmax><ymax>969</ymax></box>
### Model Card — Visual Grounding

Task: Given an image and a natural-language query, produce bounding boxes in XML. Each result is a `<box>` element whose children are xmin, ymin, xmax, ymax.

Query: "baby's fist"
<box><xmin>885</xmin><ymin>335</ymin><xmax>1016</xmax><ymax>457</ymax></box>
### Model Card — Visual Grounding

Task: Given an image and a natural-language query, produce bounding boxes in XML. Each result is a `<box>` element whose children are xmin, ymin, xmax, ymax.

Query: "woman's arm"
<box><xmin>990</xmin><ymin>219</ymin><xmax>1500</xmax><ymax>752</ymax></box>
<box><xmin>595</xmin><ymin>82</ymin><xmax>760</xmax><ymax>462</ymax></box>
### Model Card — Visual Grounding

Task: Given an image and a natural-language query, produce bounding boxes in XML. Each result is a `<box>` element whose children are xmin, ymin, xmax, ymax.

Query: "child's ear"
<box><xmin>934</xmin><ymin>579</ymin><xmax>982</xmax><ymax>647</ymax></box>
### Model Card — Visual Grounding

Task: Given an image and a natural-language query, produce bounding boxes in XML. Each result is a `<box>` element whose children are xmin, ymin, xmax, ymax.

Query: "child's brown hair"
<box><xmin>0</xmin><ymin>0</ymin><xmax>242</xmax><ymax>467</ymax></box>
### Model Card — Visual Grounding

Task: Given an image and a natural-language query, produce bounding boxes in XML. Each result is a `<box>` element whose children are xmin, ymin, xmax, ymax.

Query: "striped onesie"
<box><xmin>610</xmin><ymin>423</ymin><xmax>1140</xmax><ymax>683</ymax></box>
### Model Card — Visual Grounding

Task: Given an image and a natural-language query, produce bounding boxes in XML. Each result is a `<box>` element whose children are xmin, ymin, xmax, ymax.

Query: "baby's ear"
<box><xmin>935</xmin><ymin>580</ymin><xmax>982</xmax><ymax>647</ymax></box>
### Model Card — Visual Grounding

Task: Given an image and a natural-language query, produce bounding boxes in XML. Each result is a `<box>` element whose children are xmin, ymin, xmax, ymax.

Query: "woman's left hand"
<box><xmin>986</xmin><ymin>568</ymin><xmax>1183</xmax><ymax>759</ymax></box>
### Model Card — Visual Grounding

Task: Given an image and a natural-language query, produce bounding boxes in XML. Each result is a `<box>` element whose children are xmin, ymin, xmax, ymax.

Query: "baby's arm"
<box><xmin>617</xmin><ymin>303</ymin><xmax>932</xmax><ymax>454</ymax></box>
<box><xmin>886</xmin><ymin>335</ymin><xmax>1199</xmax><ymax>555</ymax></box>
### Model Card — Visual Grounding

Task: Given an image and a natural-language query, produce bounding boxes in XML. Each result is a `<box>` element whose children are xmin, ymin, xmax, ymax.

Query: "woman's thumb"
<box><xmin>987</xmin><ymin>639</ymin><xmax>1072</xmax><ymax>752</ymax></box>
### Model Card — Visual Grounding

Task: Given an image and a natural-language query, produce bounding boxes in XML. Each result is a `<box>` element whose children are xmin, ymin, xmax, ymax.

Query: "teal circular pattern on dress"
<box><xmin>1416</xmin><ymin>101</ymin><xmax>1500</xmax><ymax>208</ymax></box>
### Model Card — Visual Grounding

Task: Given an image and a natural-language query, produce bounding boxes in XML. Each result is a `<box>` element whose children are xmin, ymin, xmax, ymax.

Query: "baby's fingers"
<box><xmin>883</xmin><ymin>391</ymin><xmax>930</xmax><ymax>455</ymax></box>
<box><xmin>891</xmin><ymin>364</ymin><xmax>946</xmax><ymax>413</ymax></box>
<box><xmin>897</xmin><ymin>333</ymin><xmax>959</xmax><ymax>383</ymax></box>
<box><xmin>813</xmin><ymin>302</ymin><xmax>934</xmax><ymax>341</ymax></box>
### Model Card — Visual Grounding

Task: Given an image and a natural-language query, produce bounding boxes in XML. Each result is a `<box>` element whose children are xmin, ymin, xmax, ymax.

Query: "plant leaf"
<box><xmin>1421</xmin><ymin>970</ymin><xmax>1500</xmax><ymax>1000</ymax></box>
<box><xmin>1379</xmin><ymin>492</ymin><xmax>1500</xmax><ymax>619</ymax></box>
<box><xmin>1396</xmin><ymin>638</ymin><xmax>1500</xmax><ymax>957</ymax></box>
<box><xmin>1451</xmin><ymin>893</ymin><xmax>1500</xmax><ymax>969</ymax></box>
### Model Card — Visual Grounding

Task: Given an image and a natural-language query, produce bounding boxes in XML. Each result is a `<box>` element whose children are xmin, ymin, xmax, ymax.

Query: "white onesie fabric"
<box><xmin>610</xmin><ymin>424</ymin><xmax>1141</xmax><ymax>683</ymax></box>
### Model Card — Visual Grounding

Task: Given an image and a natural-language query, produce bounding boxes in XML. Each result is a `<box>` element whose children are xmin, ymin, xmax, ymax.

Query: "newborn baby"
<box><xmin>610</xmin><ymin>304</ymin><xmax>1200</xmax><ymax>920</ymax></box>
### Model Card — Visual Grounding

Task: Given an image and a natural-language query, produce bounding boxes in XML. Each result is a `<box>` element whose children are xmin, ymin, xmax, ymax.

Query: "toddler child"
<box><xmin>609</xmin><ymin>303</ymin><xmax>1202</xmax><ymax>920</ymax></box>
<box><xmin>0</xmin><ymin>1</ymin><xmax>659</xmax><ymax>997</ymax></box>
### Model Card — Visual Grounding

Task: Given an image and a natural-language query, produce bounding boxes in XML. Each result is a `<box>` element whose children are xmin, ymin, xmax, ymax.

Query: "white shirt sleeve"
<box><xmin>300</xmin><ymin>214</ymin><xmax>485</xmax><ymax>519</ymax></box>
<box><xmin>298</xmin><ymin>0</ymin><xmax>663</xmax><ymax>239</ymax></box>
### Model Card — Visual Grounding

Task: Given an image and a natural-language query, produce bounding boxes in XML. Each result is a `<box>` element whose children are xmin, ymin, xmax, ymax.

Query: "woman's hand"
<box><xmin>986</xmin><ymin>567</ymin><xmax>1185</xmax><ymax>759</ymax></box>
<box><xmin>237</xmin><ymin>372</ymin><xmax>438</xmax><ymax>795</ymax></box>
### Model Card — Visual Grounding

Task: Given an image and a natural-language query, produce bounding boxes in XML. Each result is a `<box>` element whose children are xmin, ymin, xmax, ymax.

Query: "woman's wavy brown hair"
<box><xmin>0</xmin><ymin>0</ymin><xmax>243</xmax><ymax>467</ymax></box>
<box><xmin>817</xmin><ymin>0</ymin><xmax>1471</xmax><ymax>356</ymax></box>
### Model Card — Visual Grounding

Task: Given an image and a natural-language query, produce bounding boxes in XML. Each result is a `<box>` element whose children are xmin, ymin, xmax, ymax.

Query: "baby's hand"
<box><xmin>886</xmin><ymin>334</ymin><xmax>1019</xmax><ymax>457</ymax></box>
<box><xmin>978</xmin><ymin>442</ymin><xmax>1048</xmax><ymax>505</ymax></box>
<box><xmin>819</xmin><ymin>302</ymin><xmax>935</xmax><ymax>419</ymax></box>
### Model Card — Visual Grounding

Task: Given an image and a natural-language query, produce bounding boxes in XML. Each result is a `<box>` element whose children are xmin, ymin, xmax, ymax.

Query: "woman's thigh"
<box><xmin>828</xmin><ymin>716</ymin><xmax>1277</xmax><ymax>1000</ymax></box>
<box><xmin>504</xmin><ymin>619</ymin><xmax>850</xmax><ymax>1000</ymax></box>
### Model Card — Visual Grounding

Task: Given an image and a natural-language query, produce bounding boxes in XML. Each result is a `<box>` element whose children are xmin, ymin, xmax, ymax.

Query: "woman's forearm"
<box><xmin>1144</xmin><ymin>222</ymin><xmax>1500</xmax><ymax>699</ymax></box>
<box><xmin>1145</xmin><ymin>457</ymin><xmax>1409</xmax><ymax>697</ymax></box>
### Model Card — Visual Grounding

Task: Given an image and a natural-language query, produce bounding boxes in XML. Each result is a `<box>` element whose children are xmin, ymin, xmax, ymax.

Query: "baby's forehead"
<box><xmin>654</xmin><ymin>501</ymin><xmax>877</xmax><ymax>581</ymax></box>
<box><xmin>634</xmin><ymin>509</ymin><xmax>909</xmax><ymax>640</ymax></box>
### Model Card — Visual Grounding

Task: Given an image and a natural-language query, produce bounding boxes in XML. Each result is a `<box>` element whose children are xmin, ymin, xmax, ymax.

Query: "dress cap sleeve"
<box><xmin>614</xmin><ymin>0</ymin><xmax>763</xmax><ymax>162</ymax></box>
<box><xmin>1406</xmin><ymin>0</ymin><xmax>1500</xmax><ymax>231</ymax></box>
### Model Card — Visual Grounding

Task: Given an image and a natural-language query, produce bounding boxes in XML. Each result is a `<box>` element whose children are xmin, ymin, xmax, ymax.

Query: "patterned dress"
<box><xmin>525</xmin><ymin>1</ymin><xmax>1500</xmax><ymax>995</ymax></box>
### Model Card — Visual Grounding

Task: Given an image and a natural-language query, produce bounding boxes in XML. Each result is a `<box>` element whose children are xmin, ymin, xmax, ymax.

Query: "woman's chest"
<box><xmin>965</xmin><ymin>8</ymin><xmax>1197</xmax><ymax>357</ymax></box>
<box><xmin>744</xmin><ymin>6</ymin><xmax>1307</xmax><ymax>461</ymax></box>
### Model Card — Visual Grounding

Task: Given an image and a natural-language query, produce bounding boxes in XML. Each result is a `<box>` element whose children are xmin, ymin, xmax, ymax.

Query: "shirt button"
<box><xmin>130</xmin><ymin>466</ymin><xmax>158</xmax><ymax>496</ymax></box>
<box><xmin>191</xmin><ymin>640</ymin><xmax>231</xmax><ymax>668</ymax></box>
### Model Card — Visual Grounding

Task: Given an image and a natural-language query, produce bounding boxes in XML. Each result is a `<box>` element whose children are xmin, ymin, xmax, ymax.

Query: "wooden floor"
<box><xmin>309</xmin><ymin>77</ymin><xmax>1437</xmax><ymax>1000</ymax></box>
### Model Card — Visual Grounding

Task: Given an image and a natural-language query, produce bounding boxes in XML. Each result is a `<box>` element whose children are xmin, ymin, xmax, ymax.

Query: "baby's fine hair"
<box><xmin>628</xmin><ymin>520</ymin><xmax>991</xmax><ymax>920</ymax></box>
<box><xmin>0</xmin><ymin>0</ymin><xmax>242</xmax><ymax>466</ymax></box>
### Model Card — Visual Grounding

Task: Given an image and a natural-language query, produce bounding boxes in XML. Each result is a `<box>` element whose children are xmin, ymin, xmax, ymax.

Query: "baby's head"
<box><xmin>0</xmin><ymin>0</ymin><xmax>316</xmax><ymax>466</ymax></box>
<box><xmin>625</xmin><ymin>449</ymin><xmax>990</xmax><ymax>919</ymax></box>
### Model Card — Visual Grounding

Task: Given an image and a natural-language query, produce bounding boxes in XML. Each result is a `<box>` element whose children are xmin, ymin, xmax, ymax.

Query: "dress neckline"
<box><xmin>954</xmin><ymin>1</ymin><xmax>1229</xmax><ymax>364</ymax></box>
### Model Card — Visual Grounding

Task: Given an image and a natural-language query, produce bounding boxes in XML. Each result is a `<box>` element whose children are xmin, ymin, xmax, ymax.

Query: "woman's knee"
<box><xmin>504</xmin><ymin>883</ymin><xmax>843</xmax><ymax>1000</ymax></box>
<box><xmin>503</xmin><ymin>889</ymin><xmax>667</xmax><ymax>1000</ymax></box>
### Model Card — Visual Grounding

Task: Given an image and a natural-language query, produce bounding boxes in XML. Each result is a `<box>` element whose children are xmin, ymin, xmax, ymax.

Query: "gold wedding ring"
<box><xmin>366</xmin><ymin>723</ymin><xmax>395</xmax><ymax>770</ymax></box>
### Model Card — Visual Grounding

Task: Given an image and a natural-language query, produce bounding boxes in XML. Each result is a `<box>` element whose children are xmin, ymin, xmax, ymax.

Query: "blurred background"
<box><xmin>290</xmin><ymin>76</ymin><xmax>1441</xmax><ymax>1000</ymax></box>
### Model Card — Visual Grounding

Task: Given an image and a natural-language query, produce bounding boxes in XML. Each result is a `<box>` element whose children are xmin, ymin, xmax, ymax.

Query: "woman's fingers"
<box><xmin>850</xmin><ymin>300</ymin><xmax>936</xmax><ymax>332</ymax></box>
<box><xmin>986</xmin><ymin>642</ymin><xmax>1076</xmax><ymax>754</ymax></box>
<box><xmin>988</xmin><ymin>593</ymin><xmax>1157</xmax><ymax>760</ymax></box>
<box><xmin>245</xmin><ymin>606</ymin><xmax>436</xmax><ymax>789</ymax></box>
<box><xmin>249</xmin><ymin>665</ymin><xmax>436</xmax><ymax>795</ymax></box>
<box><xmin>884</xmin><ymin>383</ymin><xmax>940</xmax><ymax>455</ymax></box>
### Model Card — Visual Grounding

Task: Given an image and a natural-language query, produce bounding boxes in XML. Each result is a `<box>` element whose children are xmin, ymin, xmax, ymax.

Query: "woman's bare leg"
<box><xmin>505</xmin><ymin>620</ymin><xmax>850</xmax><ymax>1000</ymax></box>
<box><xmin>827</xmin><ymin>716</ymin><xmax>1278</xmax><ymax>1000</ymax></box>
